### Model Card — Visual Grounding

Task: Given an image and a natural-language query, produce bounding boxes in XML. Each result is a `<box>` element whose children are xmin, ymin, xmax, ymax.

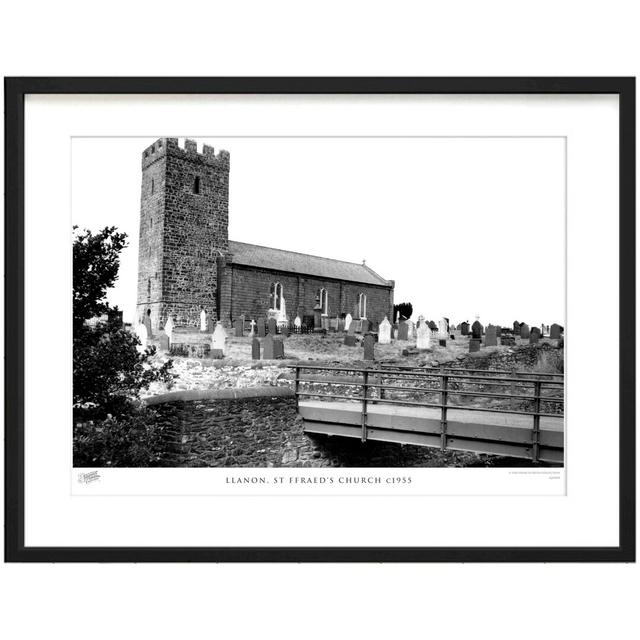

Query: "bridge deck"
<box><xmin>299</xmin><ymin>400</ymin><xmax>564</xmax><ymax>463</ymax></box>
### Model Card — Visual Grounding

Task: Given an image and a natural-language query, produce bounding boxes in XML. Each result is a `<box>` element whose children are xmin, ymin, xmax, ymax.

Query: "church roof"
<box><xmin>228</xmin><ymin>240</ymin><xmax>392</xmax><ymax>287</ymax></box>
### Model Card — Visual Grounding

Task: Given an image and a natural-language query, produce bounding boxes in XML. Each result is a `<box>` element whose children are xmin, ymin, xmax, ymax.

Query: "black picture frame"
<box><xmin>4</xmin><ymin>77</ymin><xmax>635</xmax><ymax>563</ymax></box>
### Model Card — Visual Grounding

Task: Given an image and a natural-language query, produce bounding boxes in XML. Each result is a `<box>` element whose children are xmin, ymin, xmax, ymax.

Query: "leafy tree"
<box><xmin>73</xmin><ymin>226</ymin><xmax>174</xmax><ymax>417</ymax></box>
<box><xmin>73</xmin><ymin>226</ymin><xmax>128</xmax><ymax>330</ymax></box>
<box><xmin>393</xmin><ymin>302</ymin><xmax>413</xmax><ymax>321</ymax></box>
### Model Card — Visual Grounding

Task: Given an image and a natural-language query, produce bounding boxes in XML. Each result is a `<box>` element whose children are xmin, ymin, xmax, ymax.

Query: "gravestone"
<box><xmin>520</xmin><ymin>323</ymin><xmax>530</xmax><ymax>339</ymax></box>
<box><xmin>439</xmin><ymin>339</ymin><xmax>446</xmax><ymax>347</ymax></box>
<box><xmin>212</xmin><ymin>323</ymin><xmax>227</xmax><ymax>355</ymax></box>
<box><xmin>397</xmin><ymin>321</ymin><xmax>409</xmax><ymax>341</ymax></box>
<box><xmin>550</xmin><ymin>323</ymin><xmax>562</xmax><ymax>339</ymax></box>
<box><xmin>337</xmin><ymin>318</ymin><xmax>345</xmax><ymax>332</ymax></box>
<box><xmin>207</xmin><ymin>316</ymin><xmax>215</xmax><ymax>333</ymax></box>
<box><xmin>249</xmin><ymin>319</ymin><xmax>256</xmax><ymax>336</ymax></box>
<box><xmin>268</xmin><ymin>317</ymin><xmax>277</xmax><ymax>335</ymax></box>
<box><xmin>469</xmin><ymin>338</ymin><xmax>481</xmax><ymax>353</ymax></box>
<box><xmin>164</xmin><ymin>317</ymin><xmax>174</xmax><ymax>346</ymax></box>
<box><xmin>273</xmin><ymin>338</ymin><xmax>285</xmax><ymax>359</ymax></box>
<box><xmin>485</xmin><ymin>325</ymin><xmax>497</xmax><ymax>346</ymax></box>
<box><xmin>294</xmin><ymin>315</ymin><xmax>302</xmax><ymax>331</ymax></box>
<box><xmin>500</xmin><ymin>335</ymin><xmax>516</xmax><ymax>346</ymax></box>
<box><xmin>345</xmin><ymin>313</ymin><xmax>353</xmax><ymax>331</ymax></box>
<box><xmin>472</xmin><ymin>320</ymin><xmax>483</xmax><ymax>339</ymax></box>
<box><xmin>513</xmin><ymin>320</ymin><xmax>520</xmax><ymax>335</ymax></box>
<box><xmin>251</xmin><ymin>338</ymin><xmax>260</xmax><ymax>360</ymax></box>
<box><xmin>407</xmin><ymin>320</ymin><xmax>415</xmax><ymax>340</ymax></box>
<box><xmin>159</xmin><ymin>331</ymin><xmax>170</xmax><ymax>352</ymax></box>
<box><xmin>416</xmin><ymin>323</ymin><xmax>430</xmax><ymax>350</ymax></box>
<box><xmin>460</xmin><ymin>322</ymin><xmax>469</xmax><ymax>336</ymax></box>
<box><xmin>378</xmin><ymin>316</ymin><xmax>392</xmax><ymax>344</ymax></box>
<box><xmin>263</xmin><ymin>334</ymin><xmax>275</xmax><ymax>359</ymax></box>
<box><xmin>344</xmin><ymin>334</ymin><xmax>356</xmax><ymax>347</ymax></box>
<box><xmin>360</xmin><ymin>319</ymin><xmax>370</xmax><ymax>333</ymax></box>
<box><xmin>234</xmin><ymin>318</ymin><xmax>243</xmax><ymax>337</ymax></box>
<box><xmin>321</xmin><ymin>316</ymin><xmax>329</xmax><ymax>331</ymax></box>
<box><xmin>135</xmin><ymin>323</ymin><xmax>148</xmax><ymax>353</ymax></box>
<box><xmin>330</xmin><ymin>317</ymin><xmax>339</xmax><ymax>332</ymax></box>
<box><xmin>496</xmin><ymin>325</ymin><xmax>502</xmax><ymax>339</ymax></box>
<box><xmin>438</xmin><ymin>318</ymin><xmax>449</xmax><ymax>338</ymax></box>
<box><xmin>210</xmin><ymin>349</ymin><xmax>224</xmax><ymax>359</ymax></box>
<box><xmin>200</xmin><ymin>309</ymin><xmax>207</xmax><ymax>332</ymax></box>
<box><xmin>281</xmin><ymin>324</ymin><xmax>290</xmax><ymax>338</ymax></box>
<box><xmin>257</xmin><ymin>318</ymin><xmax>266</xmax><ymax>337</ymax></box>
<box><xmin>363</xmin><ymin>334</ymin><xmax>375</xmax><ymax>360</ymax></box>
<box><xmin>529</xmin><ymin>327</ymin><xmax>541</xmax><ymax>344</ymax></box>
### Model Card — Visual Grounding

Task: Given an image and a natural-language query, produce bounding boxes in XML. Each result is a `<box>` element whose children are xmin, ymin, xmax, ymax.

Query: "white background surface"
<box><xmin>1</xmin><ymin>1</ymin><xmax>638</xmax><ymax>639</ymax></box>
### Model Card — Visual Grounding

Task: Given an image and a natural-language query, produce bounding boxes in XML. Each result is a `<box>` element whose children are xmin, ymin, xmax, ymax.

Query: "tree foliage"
<box><xmin>393</xmin><ymin>301</ymin><xmax>413</xmax><ymax>321</ymax></box>
<box><xmin>73</xmin><ymin>226</ymin><xmax>174</xmax><ymax>418</ymax></box>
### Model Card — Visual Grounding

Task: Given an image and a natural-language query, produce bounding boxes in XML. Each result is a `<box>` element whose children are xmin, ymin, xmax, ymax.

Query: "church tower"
<box><xmin>136</xmin><ymin>138</ymin><xmax>230</xmax><ymax>331</ymax></box>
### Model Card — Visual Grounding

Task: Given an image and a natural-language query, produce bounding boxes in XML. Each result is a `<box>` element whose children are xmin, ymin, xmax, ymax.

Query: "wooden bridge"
<box><xmin>294</xmin><ymin>364</ymin><xmax>564</xmax><ymax>463</ymax></box>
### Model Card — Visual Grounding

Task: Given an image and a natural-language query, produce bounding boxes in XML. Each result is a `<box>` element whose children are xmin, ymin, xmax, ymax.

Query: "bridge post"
<box><xmin>440</xmin><ymin>369</ymin><xmax>449</xmax><ymax>452</ymax></box>
<box><xmin>361</xmin><ymin>369</ymin><xmax>369</xmax><ymax>443</ymax></box>
<box><xmin>294</xmin><ymin>365</ymin><xmax>300</xmax><ymax>409</ymax></box>
<box><xmin>532</xmin><ymin>378</ymin><xmax>542</xmax><ymax>462</ymax></box>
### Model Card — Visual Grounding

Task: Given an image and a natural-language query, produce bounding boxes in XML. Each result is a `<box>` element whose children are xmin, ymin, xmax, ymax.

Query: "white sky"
<box><xmin>72</xmin><ymin>136</ymin><xmax>565</xmax><ymax>327</ymax></box>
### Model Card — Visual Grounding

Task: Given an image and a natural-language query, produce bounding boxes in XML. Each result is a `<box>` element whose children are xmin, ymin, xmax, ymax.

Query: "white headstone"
<box><xmin>416</xmin><ymin>323</ymin><xmax>430</xmax><ymax>350</ymax></box>
<box><xmin>212</xmin><ymin>323</ymin><xmax>228</xmax><ymax>355</ymax></box>
<box><xmin>407</xmin><ymin>320</ymin><xmax>415</xmax><ymax>340</ymax></box>
<box><xmin>249</xmin><ymin>319</ymin><xmax>256</xmax><ymax>336</ymax></box>
<box><xmin>378</xmin><ymin>316</ymin><xmax>392</xmax><ymax>344</ymax></box>
<box><xmin>294</xmin><ymin>315</ymin><xmax>302</xmax><ymax>328</ymax></box>
<box><xmin>345</xmin><ymin>313</ymin><xmax>353</xmax><ymax>331</ymax></box>
<box><xmin>134</xmin><ymin>323</ymin><xmax>148</xmax><ymax>353</ymax></box>
<box><xmin>277</xmin><ymin>297</ymin><xmax>287</xmax><ymax>324</ymax></box>
<box><xmin>438</xmin><ymin>317</ymin><xmax>448</xmax><ymax>338</ymax></box>
<box><xmin>164</xmin><ymin>317</ymin><xmax>174</xmax><ymax>345</ymax></box>
<box><xmin>200</xmin><ymin>309</ymin><xmax>207</xmax><ymax>331</ymax></box>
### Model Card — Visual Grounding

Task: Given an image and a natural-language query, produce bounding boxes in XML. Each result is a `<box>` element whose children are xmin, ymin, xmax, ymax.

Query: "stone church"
<box><xmin>136</xmin><ymin>138</ymin><xmax>395</xmax><ymax>331</ymax></box>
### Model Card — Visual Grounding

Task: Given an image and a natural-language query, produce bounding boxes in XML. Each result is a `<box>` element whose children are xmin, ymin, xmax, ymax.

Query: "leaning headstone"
<box><xmin>416</xmin><ymin>323</ymin><xmax>430</xmax><ymax>350</ymax></box>
<box><xmin>472</xmin><ymin>320</ymin><xmax>483</xmax><ymax>339</ymax></box>
<box><xmin>469</xmin><ymin>338</ymin><xmax>481</xmax><ymax>353</ymax></box>
<box><xmin>257</xmin><ymin>318</ymin><xmax>266</xmax><ymax>337</ymax></box>
<box><xmin>263</xmin><ymin>334</ymin><xmax>275</xmax><ymax>359</ymax></box>
<box><xmin>251</xmin><ymin>337</ymin><xmax>260</xmax><ymax>360</ymax></box>
<box><xmin>345</xmin><ymin>313</ymin><xmax>353</xmax><ymax>331</ymax></box>
<box><xmin>363</xmin><ymin>334</ymin><xmax>375</xmax><ymax>360</ymax></box>
<box><xmin>200</xmin><ymin>309</ymin><xmax>207</xmax><ymax>332</ymax></box>
<box><xmin>397</xmin><ymin>321</ymin><xmax>409</xmax><ymax>341</ymax></box>
<box><xmin>268</xmin><ymin>317</ymin><xmax>277</xmax><ymax>335</ymax></box>
<box><xmin>550</xmin><ymin>323</ymin><xmax>562</xmax><ymax>339</ymax></box>
<box><xmin>234</xmin><ymin>318</ymin><xmax>243</xmax><ymax>337</ymax></box>
<box><xmin>135</xmin><ymin>323</ymin><xmax>148</xmax><ymax>353</ymax></box>
<box><xmin>485</xmin><ymin>325</ymin><xmax>498</xmax><ymax>346</ymax></box>
<box><xmin>530</xmin><ymin>327</ymin><xmax>541</xmax><ymax>344</ymax></box>
<box><xmin>520</xmin><ymin>323</ymin><xmax>530</xmax><ymax>339</ymax></box>
<box><xmin>378</xmin><ymin>316</ymin><xmax>392</xmax><ymax>344</ymax></box>
<box><xmin>212</xmin><ymin>323</ymin><xmax>228</xmax><ymax>355</ymax></box>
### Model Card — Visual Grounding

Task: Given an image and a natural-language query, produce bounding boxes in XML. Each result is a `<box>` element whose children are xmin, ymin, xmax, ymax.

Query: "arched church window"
<box><xmin>358</xmin><ymin>293</ymin><xmax>367</xmax><ymax>319</ymax></box>
<box><xmin>270</xmin><ymin>282</ymin><xmax>283</xmax><ymax>311</ymax></box>
<box><xmin>319</xmin><ymin>288</ymin><xmax>328</xmax><ymax>315</ymax></box>
<box><xmin>193</xmin><ymin>176</ymin><xmax>200</xmax><ymax>194</ymax></box>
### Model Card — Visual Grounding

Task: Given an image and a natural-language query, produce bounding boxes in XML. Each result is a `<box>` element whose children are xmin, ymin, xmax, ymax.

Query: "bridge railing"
<box><xmin>293</xmin><ymin>363</ymin><xmax>564</xmax><ymax>462</ymax></box>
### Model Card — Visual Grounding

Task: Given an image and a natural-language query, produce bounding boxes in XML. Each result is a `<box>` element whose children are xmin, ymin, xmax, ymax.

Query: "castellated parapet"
<box><xmin>137</xmin><ymin>138</ymin><xmax>231</xmax><ymax>331</ymax></box>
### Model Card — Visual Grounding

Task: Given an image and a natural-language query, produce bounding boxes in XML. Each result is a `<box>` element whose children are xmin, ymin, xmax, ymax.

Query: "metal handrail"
<box><xmin>294</xmin><ymin>363</ymin><xmax>564</xmax><ymax>463</ymax></box>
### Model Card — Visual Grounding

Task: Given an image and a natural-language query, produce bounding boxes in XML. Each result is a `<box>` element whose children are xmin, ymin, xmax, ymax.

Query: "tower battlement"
<box><xmin>141</xmin><ymin>137</ymin><xmax>230</xmax><ymax>170</ymax></box>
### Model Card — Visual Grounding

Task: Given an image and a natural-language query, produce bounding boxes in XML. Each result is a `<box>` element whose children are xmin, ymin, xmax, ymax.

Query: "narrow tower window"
<box><xmin>151</xmin><ymin>178</ymin><xmax>154</xmax><ymax>194</ymax></box>
<box><xmin>193</xmin><ymin>176</ymin><xmax>200</xmax><ymax>194</ymax></box>
<box><xmin>270</xmin><ymin>282</ymin><xmax>283</xmax><ymax>311</ymax></box>
<box><xmin>358</xmin><ymin>293</ymin><xmax>367</xmax><ymax>319</ymax></box>
<box><xmin>319</xmin><ymin>288</ymin><xmax>328</xmax><ymax>315</ymax></box>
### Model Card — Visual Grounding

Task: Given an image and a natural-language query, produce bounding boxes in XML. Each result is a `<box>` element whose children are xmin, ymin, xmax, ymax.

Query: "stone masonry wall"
<box><xmin>229</xmin><ymin>264</ymin><xmax>394</xmax><ymax>323</ymax></box>
<box><xmin>136</xmin><ymin>138</ymin><xmax>230</xmax><ymax>331</ymax></box>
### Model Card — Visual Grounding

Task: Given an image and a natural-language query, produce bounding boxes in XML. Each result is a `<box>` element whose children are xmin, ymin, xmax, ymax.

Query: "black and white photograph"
<box><xmin>72</xmin><ymin>135</ymin><xmax>565</xmax><ymax>472</ymax></box>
